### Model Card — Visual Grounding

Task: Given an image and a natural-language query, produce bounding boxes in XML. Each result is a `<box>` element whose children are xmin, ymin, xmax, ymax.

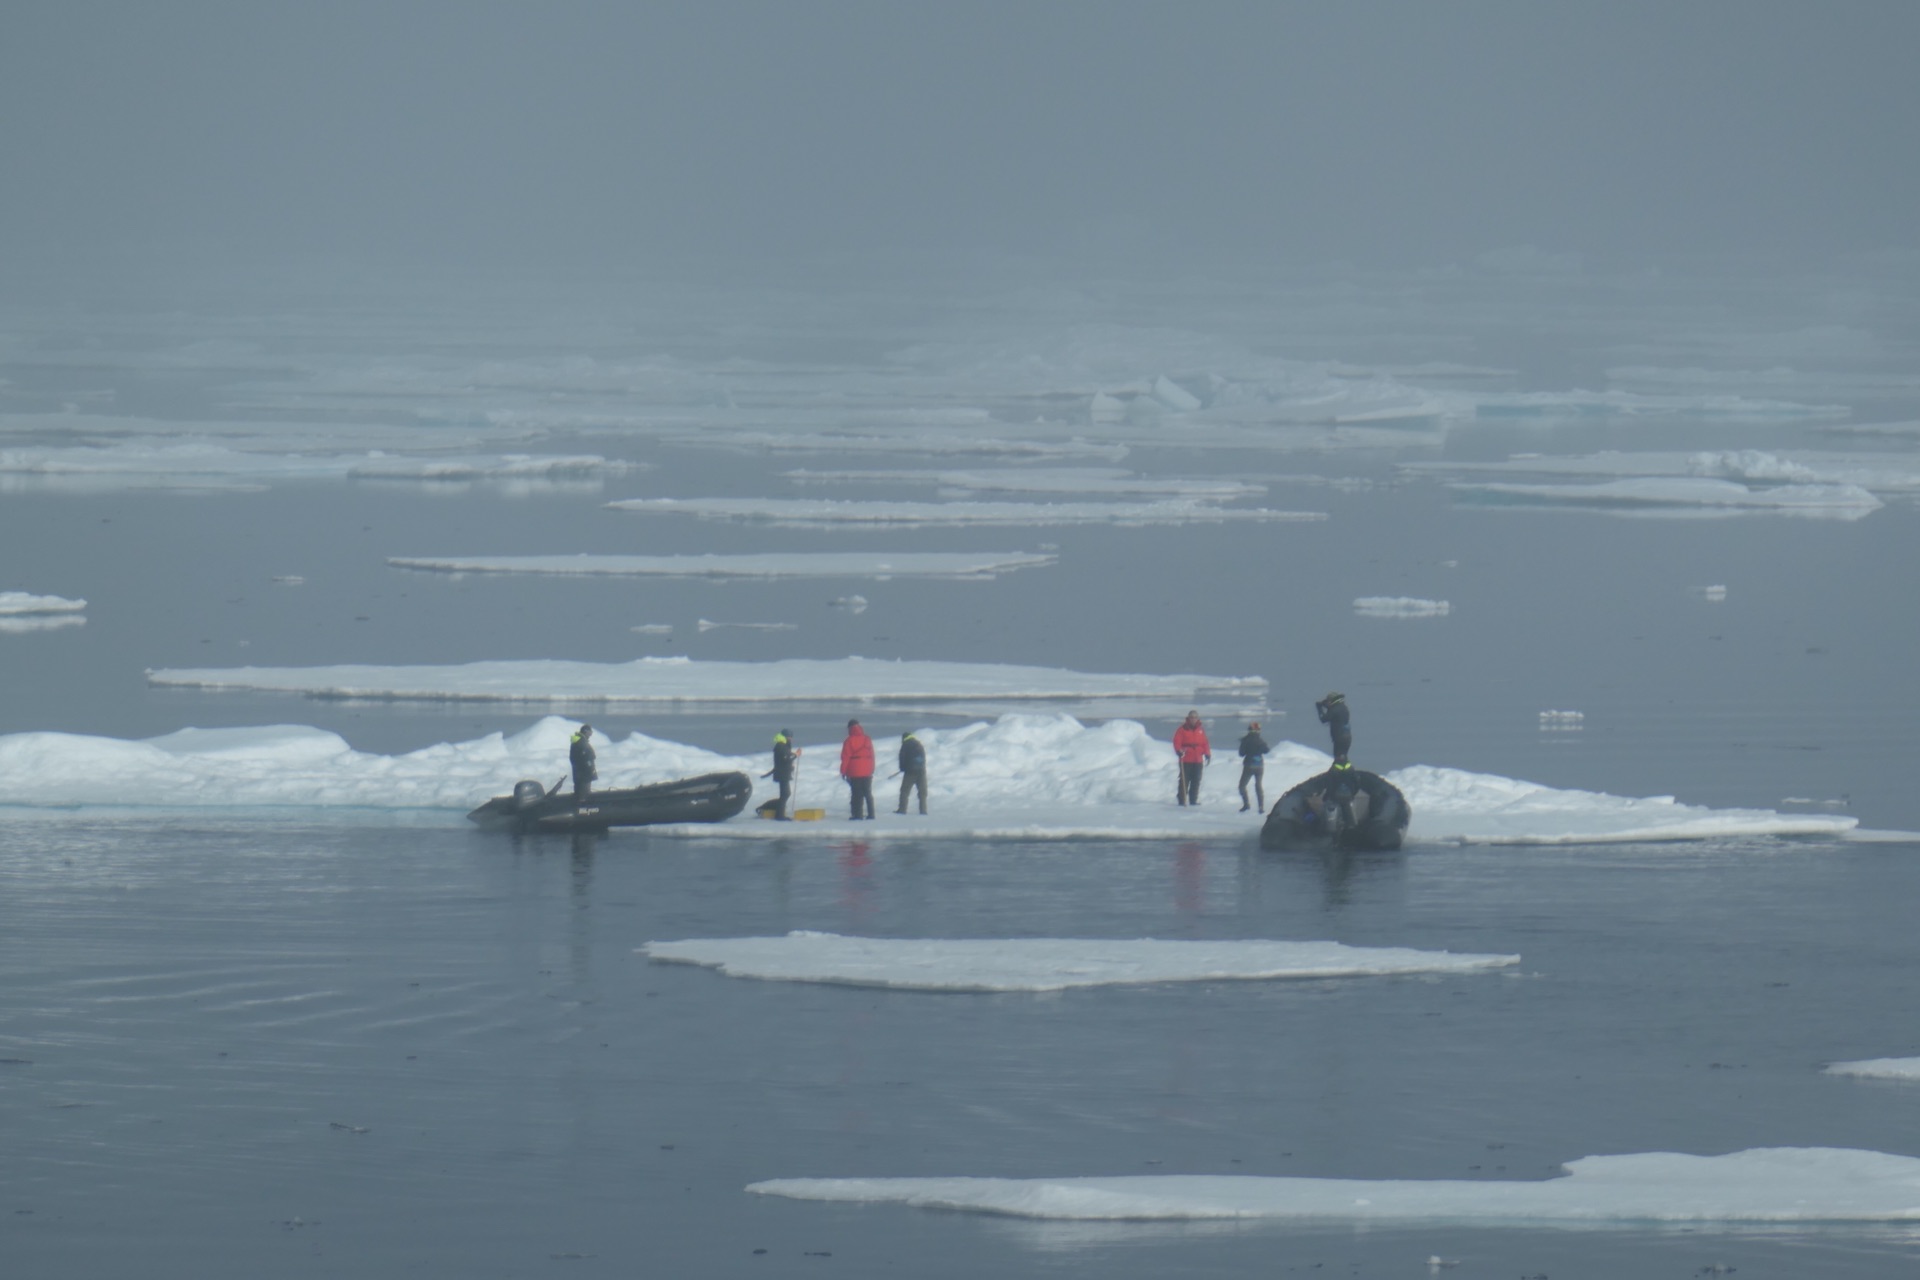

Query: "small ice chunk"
<box><xmin>695</xmin><ymin>619</ymin><xmax>797</xmax><ymax>632</ymax></box>
<box><xmin>1354</xmin><ymin>597</ymin><xmax>1450</xmax><ymax>618</ymax></box>
<box><xmin>0</xmin><ymin>591</ymin><xmax>86</xmax><ymax>615</ymax></box>
<box><xmin>829</xmin><ymin>595</ymin><xmax>869</xmax><ymax>613</ymax></box>
<box><xmin>1825</xmin><ymin>1057</ymin><xmax>1920</xmax><ymax>1080</ymax></box>
<box><xmin>1152</xmin><ymin>375</ymin><xmax>1203</xmax><ymax>411</ymax></box>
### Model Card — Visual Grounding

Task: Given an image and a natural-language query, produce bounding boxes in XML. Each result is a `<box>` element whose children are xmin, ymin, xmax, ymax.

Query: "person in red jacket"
<box><xmin>1172</xmin><ymin>709</ymin><xmax>1211</xmax><ymax>806</ymax></box>
<box><xmin>840</xmin><ymin>719</ymin><xmax>876</xmax><ymax>820</ymax></box>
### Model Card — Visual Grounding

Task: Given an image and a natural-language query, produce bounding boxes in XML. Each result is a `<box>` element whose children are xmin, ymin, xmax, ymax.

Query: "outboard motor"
<box><xmin>512</xmin><ymin>780</ymin><xmax>548</xmax><ymax>810</ymax></box>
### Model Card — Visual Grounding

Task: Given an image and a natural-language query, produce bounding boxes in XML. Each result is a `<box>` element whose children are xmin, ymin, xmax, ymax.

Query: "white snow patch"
<box><xmin>748</xmin><ymin>1148</ymin><xmax>1920</xmax><ymax>1223</ymax></box>
<box><xmin>605</xmin><ymin>496</ymin><xmax>1324</xmax><ymax>528</ymax></box>
<box><xmin>640</xmin><ymin>933</ymin><xmax>1519</xmax><ymax>992</ymax></box>
<box><xmin>387</xmin><ymin>551</ymin><xmax>1056</xmax><ymax>580</ymax></box>
<box><xmin>1825</xmin><ymin>1058</ymin><xmax>1920</xmax><ymax>1081</ymax></box>
<box><xmin>1353</xmin><ymin>597</ymin><xmax>1450</xmax><ymax>618</ymax></box>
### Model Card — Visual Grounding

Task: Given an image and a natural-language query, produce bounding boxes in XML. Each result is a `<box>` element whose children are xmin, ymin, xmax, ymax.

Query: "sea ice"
<box><xmin>695</xmin><ymin>619</ymin><xmax>797</xmax><ymax>632</ymax></box>
<box><xmin>1353</xmin><ymin>597</ymin><xmax>1450</xmax><ymax>618</ymax></box>
<box><xmin>638</xmin><ymin>932</ymin><xmax>1520</xmax><ymax>992</ymax></box>
<box><xmin>1825</xmin><ymin>1058</ymin><xmax>1920</xmax><ymax>1081</ymax></box>
<box><xmin>1450</xmin><ymin>477</ymin><xmax>1881</xmax><ymax>519</ymax></box>
<box><xmin>1404</xmin><ymin>449</ymin><xmax>1920</xmax><ymax>495</ymax></box>
<box><xmin>144</xmin><ymin>657</ymin><xmax>1267</xmax><ymax>707</ymax></box>
<box><xmin>386</xmin><ymin>551</ymin><xmax>1057</xmax><ymax>580</ymax></box>
<box><xmin>604</xmin><ymin>496</ymin><xmax>1325</xmax><ymax>528</ymax></box>
<box><xmin>747</xmin><ymin>1148</ymin><xmax>1920</xmax><ymax>1223</ymax></box>
<box><xmin>782</xmin><ymin>466</ymin><xmax>1265</xmax><ymax>501</ymax></box>
<box><xmin>0</xmin><ymin>591</ymin><xmax>86</xmax><ymax>615</ymax></box>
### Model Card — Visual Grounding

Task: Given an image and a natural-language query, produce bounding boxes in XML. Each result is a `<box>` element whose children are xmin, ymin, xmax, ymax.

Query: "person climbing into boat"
<box><xmin>766</xmin><ymin>729</ymin><xmax>800</xmax><ymax>820</ymax></box>
<box><xmin>569</xmin><ymin>723</ymin><xmax>598</xmax><ymax>799</ymax></box>
<box><xmin>895</xmin><ymin>730</ymin><xmax>928</xmax><ymax>815</ymax></box>
<box><xmin>840</xmin><ymin>719</ymin><xmax>876</xmax><ymax>820</ymax></box>
<box><xmin>1237</xmin><ymin>720</ymin><xmax>1270</xmax><ymax>813</ymax></box>
<box><xmin>1173</xmin><ymin>710</ymin><xmax>1211</xmax><ymax>806</ymax></box>
<box><xmin>1315</xmin><ymin>692</ymin><xmax>1351</xmax><ymax>764</ymax></box>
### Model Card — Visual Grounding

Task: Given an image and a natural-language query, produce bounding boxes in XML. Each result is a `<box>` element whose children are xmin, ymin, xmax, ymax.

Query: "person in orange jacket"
<box><xmin>840</xmin><ymin>719</ymin><xmax>876</xmax><ymax>820</ymax></box>
<box><xmin>1172</xmin><ymin>709</ymin><xmax>1211</xmax><ymax>806</ymax></box>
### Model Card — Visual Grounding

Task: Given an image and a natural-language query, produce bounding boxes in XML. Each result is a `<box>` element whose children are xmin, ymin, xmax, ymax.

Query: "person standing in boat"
<box><xmin>840</xmin><ymin>719</ymin><xmax>876</xmax><ymax>820</ymax></box>
<box><xmin>1172</xmin><ymin>710</ymin><xmax>1211</xmax><ymax>806</ymax></box>
<box><xmin>570</xmin><ymin>723</ymin><xmax>598</xmax><ymax>799</ymax></box>
<box><xmin>1236</xmin><ymin>720</ymin><xmax>1270</xmax><ymax>813</ymax></box>
<box><xmin>895</xmin><ymin>730</ymin><xmax>928</xmax><ymax>815</ymax></box>
<box><xmin>1315</xmin><ymin>692</ymin><xmax>1351</xmax><ymax>764</ymax></box>
<box><xmin>767</xmin><ymin>729</ymin><xmax>800</xmax><ymax>820</ymax></box>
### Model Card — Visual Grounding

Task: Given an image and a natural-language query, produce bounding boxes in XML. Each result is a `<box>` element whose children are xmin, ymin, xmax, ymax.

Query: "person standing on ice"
<box><xmin>766</xmin><ymin>729</ymin><xmax>800</xmax><ymax>820</ymax></box>
<box><xmin>569</xmin><ymin>723</ymin><xmax>598</xmax><ymax>799</ymax></box>
<box><xmin>1172</xmin><ymin>710</ymin><xmax>1211</xmax><ymax>806</ymax></box>
<box><xmin>894</xmin><ymin>730</ymin><xmax>928</xmax><ymax>815</ymax></box>
<box><xmin>840</xmin><ymin>719</ymin><xmax>876</xmax><ymax>820</ymax></box>
<box><xmin>1315</xmin><ymin>692</ymin><xmax>1351</xmax><ymax>764</ymax></box>
<box><xmin>1236</xmin><ymin>720</ymin><xmax>1270</xmax><ymax>813</ymax></box>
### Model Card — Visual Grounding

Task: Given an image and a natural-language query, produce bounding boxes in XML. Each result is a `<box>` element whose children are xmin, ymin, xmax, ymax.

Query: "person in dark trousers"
<box><xmin>1172</xmin><ymin>710</ymin><xmax>1211</xmax><ymax>806</ymax></box>
<box><xmin>1315</xmin><ymin>692</ymin><xmax>1351</xmax><ymax>763</ymax></box>
<box><xmin>895</xmin><ymin>730</ymin><xmax>928</xmax><ymax>815</ymax></box>
<box><xmin>569</xmin><ymin>723</ymin><xmax>598</xmax><ymax>799</ymax></box>
<box><xmin>840</xmin><ymin>719</ymin><xmax>876</xmax><ymax>820</ymax></box>
<box><xmin>1237</xmin><ymin>720</ymin><xmax>1270</xmax><ymax>813</ymax></box>
<box><xmin>765</xmin><ymin>729</ymin><xmax>800</xmax><ymax>819</ymax></box>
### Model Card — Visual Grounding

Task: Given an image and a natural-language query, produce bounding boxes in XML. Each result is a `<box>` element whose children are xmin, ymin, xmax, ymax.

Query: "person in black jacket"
<box><xmin>894</xmin><ymin>730</ymin><xmax>928</xmax><ymax>814</ymax></box>
<box><xmin>1236</xmin><ymin>721</ymin><xmax>1270</xmax><ymax>813</ymax></box>
<box><xmin>1315</xmin><ymin>692</ymin><xmax>1351</xmax><ymax>764</ymax></box>
<box><xmin>569</xmin><ymin>724</ymin><xmax>598</xmax><ymax>798</ymax></box>
<box><xmin>766</xmin><ymin>729</ymin><xmax>800</xmax><ymax>820</ymax></box>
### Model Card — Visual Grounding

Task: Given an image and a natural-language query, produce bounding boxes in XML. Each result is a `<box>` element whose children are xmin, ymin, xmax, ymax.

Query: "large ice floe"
<box><xmin>639</xmin><ymin>933</ymin><xmax>1518</xmax><ymax>992</ymax></box>
<box><xmin>747</xmin><ymin>1148</ymin><xmax>1920</xmax><ymax>1223</ymax></box>
<box><xmin>386</xmin><ymin>551</ymin><xmax>1056</xmax><ymax>580</ymax></box>
<box><xmin>1825</xmin><ymin>1058</ymin><xmax>1920</xmax><ymax>1081</ymax></box>
<box><xmin>0</xmin><ymin>713</ymin><xmax>1862</xmax><ymax>843</ymax></box>
<box><xmin>782</xmin><ymin>466</ymin><xmax>1266</xmax><ymax>501</ymax></box>
<box><xmin>604</xmin><ymin>496</ymin><xmax>1324</xmax><ymax>528</ymax></box>
<box><xmin>1404</xmin><ymin>449</ymin><xmax>1920</xmax><ymax>496</ymax></box>
<box><xmin>1448</xmin><ymin>477</ymin><xmax>1881</xmax><ymax>520</ymax></box>
<box><xmin>0</xmin><ymin>592</ymin><xmax>87</xmax><ymax>633</ymax></box>
<box><xmin>144</xmin><ymin>657</ymin><xmax>1265</xmax><ymax>707</ymax></box>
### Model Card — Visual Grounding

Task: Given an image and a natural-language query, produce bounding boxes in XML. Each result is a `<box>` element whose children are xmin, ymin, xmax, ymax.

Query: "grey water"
<box><xmin>3</xmin><ymin>265</ymin><xmax>1920</xmax><ymax>1278</ymax></box>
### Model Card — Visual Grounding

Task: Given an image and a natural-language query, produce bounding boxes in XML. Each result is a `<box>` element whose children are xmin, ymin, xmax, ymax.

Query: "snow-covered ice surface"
<box><xmin>0</xmin><ymin>591</ymin><xmax>86</xmax><ymax>615</ymax></box>
<box><xmin>386</xmin><ymin>551</ymin><xmax>1057</xmax><ymax>579</ymax></box>
<box><xmin>1449</xmin><ymin>477</ymin><xmax>1882</xmax><ymax>519</ymax></box>
<box><xmin>749</xmin><ymin>1148</ymin><xmax>1920</xmax><ymax>1223</ymax></box>
<box><xmin>1404</xmin><ymin>448</ymin><xmax>1920</xmax><ymax>494</ymax></box>
<box><xmin>1826</xmin><ymin>1058</ymin><xmax>1920</xmax><ymax>1081</ymax></box>
<box><xmin>0</xmin><ymin>713</ymin><xmax>1861</xmax><ymax>844</ymax></box>
<box><xmin>640</xmin><ymin>932</ymin><xmax>1520</xmax><ymax>991</ymax></box>
<box><xmin>604</xmin><ymin>496</ymin><xmax>1325</xmax><ymax>527</ymax></box>
<box><xmin>783</xmin><ymin>467</ymin><xmax>1266</xmax><ymax>500</ymax></box>
<box><xmin>143</xmin><ymin>659</ymin><xmax>1266</xmax><ymax>709</ymax></box>
<box><xmin>1353</xmin><ymin>596</ymin><xmax>1451</xmax><ymax>618</ymax></box>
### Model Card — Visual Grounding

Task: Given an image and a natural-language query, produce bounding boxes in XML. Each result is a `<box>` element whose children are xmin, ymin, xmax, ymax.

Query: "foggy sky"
<box><xmin>4</xmin><ymin>1</ymin><xmax>1917</xmax><ymax>282</ymax></box>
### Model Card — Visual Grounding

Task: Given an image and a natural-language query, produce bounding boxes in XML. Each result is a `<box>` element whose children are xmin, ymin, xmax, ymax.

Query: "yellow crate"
<box><xmin>792</xmin><ymin>808</ymin><xmax>827</xmax><ymax>821</ymax></box>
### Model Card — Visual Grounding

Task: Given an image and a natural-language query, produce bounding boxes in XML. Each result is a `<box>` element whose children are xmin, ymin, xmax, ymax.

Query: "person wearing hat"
<box><xmin>895</xmin><ymin>730</ymin><xmax>928</xmax><ymax>815</ymax></box>
<box><xmin>1315</xmin><ymin>692</ymin><xmax>1351</xmax><ymax>764</ymax></box>
<box><xmin>1236</xmin><ymin>720</ymin><xmax>1271</xmax><ymax>813</ymax></box>
<box><xmin>569</xmin><ymin>723</ymin><xmax>598</xmax><ymax>798</ymax></box>
<box><xmin>840</xmin><ymin>719</ymin><xmax>876</xmax><ymax>820</ymax></box>
<box><xmin>1172</xmin><ymin>710</ymin><xmax>1211</xmax><ymax>806</ymax></box>
<box><xmin>767</xmin><ymin>729</ymin><xmax>801</xmax><ymax>820</ymax></box>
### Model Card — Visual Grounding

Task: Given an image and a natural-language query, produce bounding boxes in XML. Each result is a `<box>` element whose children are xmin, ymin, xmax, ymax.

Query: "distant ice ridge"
<box><xmin>783</xmin><ymin>467</ymin><xmax>1265</xmax><ymax>501</ymax></box>
<box><xmin>1825</xmin><ymin>1058</ymin><xmax>1920</xmax><ymax>1081</ymax></box>
<box><xmin>1353</xmin><ymin>597</ymin><xmax>1450</xmax><ymax>618</ymax></box>
<box><xmin>640</xmin><ymin>933</ymin><xmax>1520</xmax><ymax>991</ymax></box>
<box><xmin>386</xmin><ymin>551</ymin><xmax>1056</xmax><ymax>580</ymax></box>
<box><xmin>1450</xmin><ymin>477</ymin><xmax>1881</xmax><ymax>520</ymax></box>
<box><xmin>144</xmin><ymin>657</ymin><xmax>1267</xmax><ymax>707</ymax></box>
<box><xmin>1404</xmin><ymin>449</ymin><xmax>1920</xmax><ymax>494</ymax></box>
<box><xmin>0</xmin><ymin>712</ymin><xmax>1860</xmax><ymax>844</ymax></box>
<box><xmin>748</xmin><ymin>1148</ymin><xmax>1920</xmax><ymax>1223</ymax></box>
<box><xmin>0</xmin><ymin>591</ymin><xmax>86</xmax><ymax>615</ymax></box>
<box><xmin>605</xmin><ymin>497</ymin><xmax>1325</xmax><ymax>528</ymax></box>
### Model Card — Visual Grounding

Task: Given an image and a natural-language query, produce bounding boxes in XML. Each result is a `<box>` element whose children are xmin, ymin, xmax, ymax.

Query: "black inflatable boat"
<box><xmin>468</xmin><ymin>772</ymin><xmax>753</xmax><ymax>833</ymax></box>
<box><xmin>1259</xmin><ymin>767</ymin><xmax>1411</xmax><ymax>852</ymax></box>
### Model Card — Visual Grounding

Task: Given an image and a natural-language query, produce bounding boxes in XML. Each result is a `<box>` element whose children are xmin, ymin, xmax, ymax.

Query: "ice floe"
<box><xmin>671</xmin><ymin>431</ymin><xmax>1131</xmax><ymax>462</ymax></box>
<box><xmin>1449</xmin><ymin>477</ymin><xmax>1882</xmax><ymax>519</ymax></box>
<box><xmin>695</xmin><ymin>619</ymin><xmax>796</xmax><ymax>632</ymax></box>
<box><xmin>605</xmin><ymin>497</ymin><xmax>1324</xmax><ymax>528</ymax></box>
<box><xmin>747</xmin><ymin>1148</ymin><xmax>1920</xmax><ymax>1223</ymax></box>
<box><xmin>386</xmin><ymin>551</ymin><xmax>1056</xmax><ymax>580</ymax></box>
<box><xmin>782</xmin><ymin>466</ymin><xmax>1265</xmax><ymax>501</ymax></box>
<box><xmin>144</xmin><ymin>657</ymin><xmax>1267</xmax><ymax>707</ymax></box>
<box><xmin>639</xmin><ymin>933</ymin><xmax>1519</xmax><ymax>992</ymax></box>
<box><xmin>1825</xmin><ymin>1058</ymin><xmax>1920</xmax><ymax>1081</ymax></box>
<box><xmin>0</xmin><ymin>712</ymin><xmax>1862</xmax><ymax>844</ymax></box>
<box><xmin>0</xmin><ymin>591</ymin><xmax>86</xmax><ymax>615</ymax></box>
<box><xmin>1404</xmin><ymin>449</ymin><xmax>1920</xmax><ymax>495</ymax></box>
<box><xmin>1353</xmin><ymin>597</ymin><xmax>1450</xmax><ymax>618</ymax></box>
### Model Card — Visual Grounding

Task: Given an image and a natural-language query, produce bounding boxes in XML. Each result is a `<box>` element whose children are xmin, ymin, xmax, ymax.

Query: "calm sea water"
<box><xmin>3</xmin><ymin>266</ymin><xmax>1918</xmax><ymax>1276</ymax></box>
